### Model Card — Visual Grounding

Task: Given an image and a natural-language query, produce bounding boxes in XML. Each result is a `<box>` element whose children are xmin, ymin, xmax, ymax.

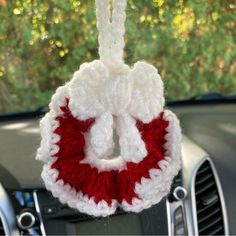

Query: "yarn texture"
<box><xmin>36</xmin><ymin>0</ymin><xmax>182</xmax><ymax>217</ymax></box>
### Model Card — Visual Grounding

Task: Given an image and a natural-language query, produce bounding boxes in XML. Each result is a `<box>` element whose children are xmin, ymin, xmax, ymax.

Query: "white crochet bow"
<box><xmin>51</xmin><ymin>0</ymin><xmax>165</xmax><ymax>164</ymax></box>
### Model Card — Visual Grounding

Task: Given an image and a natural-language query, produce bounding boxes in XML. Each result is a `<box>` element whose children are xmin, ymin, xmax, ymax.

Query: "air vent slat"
<box><xmin>195</xmin><ymin>181</ymin><xmax>214</xmax><ymax>196</ymax></box>
<box><xmin>198</xmin><ymin>207</ymin><xmax>221</xmax><ymax>224</ymax></box>
<box><xmin>196</xmin><ymin>165</ymin><xmax>211</xmax><ymax>176</ymax></box>
<box><xmin>195</xmin><ymin>173</ymin><xmax>212</xmax><ymax>186</ymax></box>
<box><xmin>197</xmin><ymin>200</ymin><xmax>218</xmax><ymax>215</ymax></box>
<box><xmin>200</xmin><ymin>221</ymin><xmax>224</xmax><ymax>236</ymax></box>
<box><xmin>208</xmin><ymin>225</ymin><xmax>224</xmax><ymax>236</ymax></box>
<box><xmin>195</xmin><ymin>160</ymin><xmax>225</xmax><ymax>235</ymax></box>
<box><xmin>198</xmin><ymin>214</ymin><xmax>222</xmax><ymax>235</ymax></box>
<box><xmin>199</xmin><ymin>214</ymin><xmax>222</xmax><ymax>233</ymax></box>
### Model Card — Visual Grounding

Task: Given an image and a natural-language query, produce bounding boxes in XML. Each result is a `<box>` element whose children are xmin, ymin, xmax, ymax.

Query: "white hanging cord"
<box><xmin>95</xmin><ymin>0</ymin><xmax>127</xmax><ymax>71</ymax></box>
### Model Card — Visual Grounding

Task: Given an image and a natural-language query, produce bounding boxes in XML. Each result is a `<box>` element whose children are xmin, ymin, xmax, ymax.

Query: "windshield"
<box><xmin>0</xmin><ymin>0</ymin><xmax>235</xmax><ymax>113</ymax></box>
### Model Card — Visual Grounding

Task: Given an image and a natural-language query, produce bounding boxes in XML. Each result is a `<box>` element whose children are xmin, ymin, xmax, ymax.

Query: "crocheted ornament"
<box><xmin>36</xmin><ymin>0</ymin><xmax>181</xmax><ymax>217</ymax></box>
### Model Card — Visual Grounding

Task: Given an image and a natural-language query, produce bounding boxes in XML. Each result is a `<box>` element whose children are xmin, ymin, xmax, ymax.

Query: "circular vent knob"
<box><xmin>173</xmin><ymin>186</ymin><xmax>187</xmax><ymax>201</ymax></box>
<box><xmin>17</xmin><ymin>211</ymin><xmax>36</xmax><ymax>230</ymax></box>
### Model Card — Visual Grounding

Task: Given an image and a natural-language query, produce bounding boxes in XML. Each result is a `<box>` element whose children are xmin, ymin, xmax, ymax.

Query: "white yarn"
<box><xmin>95</xmin><ymin>0</ymin><xmax>127</xmax><ymax>71</ymax></box>
<box><xmin>36</xmin><ymin>0</ymin><xmax>182</xmax><ymax>217</ymax></box>
<box><xmin>83</xmin><ymin>142</ymin><xmax>126</xmax><ymax>171</ymax></box>
<box><xmin>36</xmin><ymin>113</ymin><xmax>60</xmax><ymax>162</ymax></box>
<box><xmin>163</xmin><ymin>110</ymin><xmax>182</xmax><ymax>168</ymax></box>
<box><xmin>89</xmin><ymin>111</ymin><xmax>114</xmax><ymax>159</ymax></box>
<box><xmin>101</xmin><ymin>72</ymin><xmax>132</xmax><ymax>116</ymax></box>
<box><xmin>49</xmin><ymin>85</ymin><xmax>69</xmax><ymax>115</ymax></box>
<box><xmin>128</xmin><ymin>61</ymin><xmax>164</xmax><ymax>123</ymax></box>
<box><xmin>69</xmin><ymin>60</ymin><xmax>106</xmax><ymax>120</ymax></box>
<box><xmin>116</xmin><ymin>113</ymin><xmax>147</xmax><ymax>163</ymax></box>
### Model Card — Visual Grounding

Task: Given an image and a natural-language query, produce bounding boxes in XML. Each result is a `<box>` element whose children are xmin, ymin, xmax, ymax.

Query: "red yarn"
<box><xmin>51</xmin><ymin>102</ymin><xmax>169</xmax><ymax>206</ymax></box>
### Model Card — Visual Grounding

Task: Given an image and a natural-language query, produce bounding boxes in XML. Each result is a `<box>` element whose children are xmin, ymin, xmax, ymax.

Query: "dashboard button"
<box><xmin>43</xmin><ymin>205</ymin><xmax>58</xmax><ymax>215</ymax></box>
<box><xmin>174</xmin><ymin>206</ymin><xmax>186</xmax><ymax>235</ymax></box>
<box><xmin>173</xmin><ymin>186</ymin><xmax>187</xmax><ymax>201</ymax></box>
<box><xmin>18</xmin><ymin>211</ymin><xmax>36</xmax><ymax>230</ymax></box>
<box><xmin>174</xmin><ymin>206</ymin><xmax>183</xmax><ymax>226</ymax></box>
<box><xmin>175</xmin><ymin>223</ymin><xmax>185</xmax><ymax>235</ymax></box>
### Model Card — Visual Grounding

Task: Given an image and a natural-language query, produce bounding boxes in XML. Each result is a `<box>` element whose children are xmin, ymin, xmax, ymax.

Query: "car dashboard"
<box><xmin>0</xmin><ymin>102</ymin><xmax>235</xmax><ymax>235</ymax></box>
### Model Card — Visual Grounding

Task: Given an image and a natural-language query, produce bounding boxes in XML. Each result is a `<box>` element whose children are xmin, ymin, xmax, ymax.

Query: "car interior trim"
<box><xmin>33</xmin><ymin>191</ymin><xmax>46</xmax><ymax>236</ymax></box>
<box><xmin>167</xmin><ymin>136</ymin><xmax>229</xmax><ymax>235</ymax></box>
<box><xmin>0</xmin><ymin>183</ymin><xmax>19</xmax><ymax>235</ymax></box>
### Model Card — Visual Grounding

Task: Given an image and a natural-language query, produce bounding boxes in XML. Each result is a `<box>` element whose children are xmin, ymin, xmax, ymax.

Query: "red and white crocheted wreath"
<box><xmin>36</xmin><ymin>0</ymin><xmax>181</xmax><ymax>217</ymax></box>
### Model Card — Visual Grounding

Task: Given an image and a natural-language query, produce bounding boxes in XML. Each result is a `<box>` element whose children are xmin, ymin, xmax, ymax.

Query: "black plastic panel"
<box><xmin>35</xmin><ymin>190</ymin><xmax>168</xmax><ymax>235</ymax></box>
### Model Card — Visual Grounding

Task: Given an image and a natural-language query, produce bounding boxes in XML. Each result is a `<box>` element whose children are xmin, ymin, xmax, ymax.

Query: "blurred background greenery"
<box><xmin>0</xmin><ymin>0</ymin><xmax>235</xmax><ymax>112</ymax></box>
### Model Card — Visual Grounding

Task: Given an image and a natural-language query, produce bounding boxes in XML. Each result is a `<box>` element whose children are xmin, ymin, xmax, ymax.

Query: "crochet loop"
<box><xmin>95</xmin><ymin>0</ymin><xmax>127</xmax><ymax>71</ymax></box>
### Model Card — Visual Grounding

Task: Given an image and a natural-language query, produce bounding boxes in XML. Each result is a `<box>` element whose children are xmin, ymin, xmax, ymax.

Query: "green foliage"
<box><xmin>0</xmin><ymin>0</ymin><xmax>236</xmax><ymax>112</ymax></box>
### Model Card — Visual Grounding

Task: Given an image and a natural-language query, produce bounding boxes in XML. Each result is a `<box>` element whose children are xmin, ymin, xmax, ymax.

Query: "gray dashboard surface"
<box><xmin>0</xmin><ymin>103</ymin><xmax>236</xmax><ymax>233</ymax></box>
<box><xmin>0</xmin><ymin>119</ymin><xmax>42</xmax><ymax>189</ymax></box>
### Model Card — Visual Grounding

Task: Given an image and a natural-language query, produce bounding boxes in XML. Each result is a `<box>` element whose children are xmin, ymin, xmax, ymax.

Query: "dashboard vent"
<box><xmin>0</xmin><ymin>216</ymin><xmax>5</xmax><ymax>236</ymax></box>
<box><xmin>195</xmin><ymin>160</ymin><xmax>225</xmax><ymax>235</ymax></box>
